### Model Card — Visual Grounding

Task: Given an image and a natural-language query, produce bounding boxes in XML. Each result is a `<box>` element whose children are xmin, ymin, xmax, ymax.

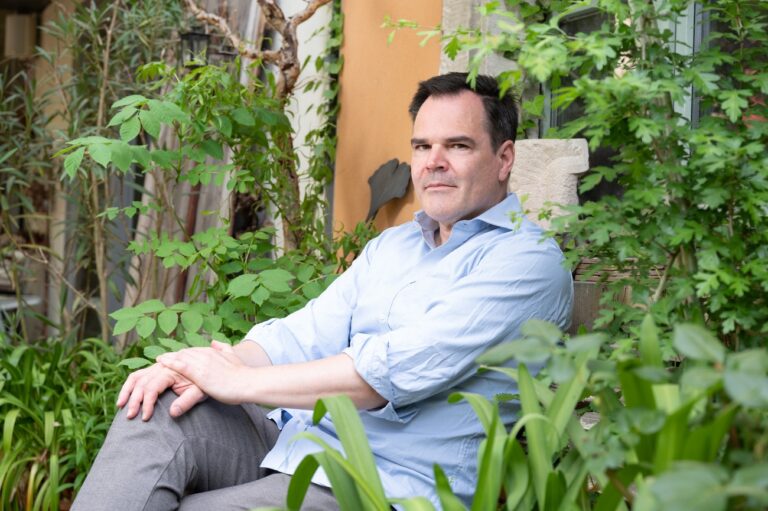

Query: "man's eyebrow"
<box><xmin>444</xmin><ymin>136</ymin><xmax>475</xmax><ymax>145</ymax></box>
<box><xmin>410</xmin><ymin>136</ymin><xmax>476</xmax><ymax>146</ymax></box>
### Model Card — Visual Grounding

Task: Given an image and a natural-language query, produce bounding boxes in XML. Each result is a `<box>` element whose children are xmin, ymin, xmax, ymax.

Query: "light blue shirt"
<box><xmin>245</xmin><ymin>193</ymin><xmax>573</xmax><ymax>508</ymax></box>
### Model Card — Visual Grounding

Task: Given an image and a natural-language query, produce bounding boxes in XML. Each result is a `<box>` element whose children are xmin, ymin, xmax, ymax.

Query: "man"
<box><xmin>73</xmin><ymin>73</ymin><xmax>572</xmax><ymax>510</ymax></box>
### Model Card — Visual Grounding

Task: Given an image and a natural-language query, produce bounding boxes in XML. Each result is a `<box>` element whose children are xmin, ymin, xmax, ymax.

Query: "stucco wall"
<box><xmin>333</xmin><ymin>1</ymin><xmax>442</xmax><ymax>232</ymax></box>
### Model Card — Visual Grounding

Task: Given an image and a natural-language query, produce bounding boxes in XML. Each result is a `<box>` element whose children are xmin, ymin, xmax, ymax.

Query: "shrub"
<box><xmin>0</xmin><ymin>338</ymin><xmax>134</xmax><ymax>510</ymax></box>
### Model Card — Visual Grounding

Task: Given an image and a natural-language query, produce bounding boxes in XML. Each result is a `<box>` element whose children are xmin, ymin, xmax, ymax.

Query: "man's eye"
<box><xmin>450</xmin><ymin>144</ymin><xmax>469</xmax><ymax>150</ymax></box>
<box><xmin>414</xmin><ymin>145</ymin><xmax>430</xmax><ymax>151</ymax></box>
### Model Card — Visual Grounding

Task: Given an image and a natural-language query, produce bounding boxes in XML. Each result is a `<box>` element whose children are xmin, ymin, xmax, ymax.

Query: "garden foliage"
<box><xmin>286</xmin><ymin>319</ymin><xmax>768</xmax><ymax>511</ymax></box>
<box><xmin>475</xmin><ymin>0</ymin><xmax>766</xmax><ymax>344</ymax></box>
<box><xmin>0</xmin><ymin>338</ymin><xmax>135</xmax><ymax>510</ymax></box>
<box><xmin>55</xmin><ymin>61</ymin><xmax>370</xmax><ymax>363</ymax></box>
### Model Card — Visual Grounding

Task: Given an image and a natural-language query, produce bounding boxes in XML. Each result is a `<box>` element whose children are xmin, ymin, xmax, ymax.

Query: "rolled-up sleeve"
<box><xmin>343</xmin><ymin>247</ymin><xmax>572</xmax><ymax>412</ymax></box>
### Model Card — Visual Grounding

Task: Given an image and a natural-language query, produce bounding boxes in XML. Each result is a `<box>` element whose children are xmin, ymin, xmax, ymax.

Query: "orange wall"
<box><xmin>333</xmin><ymin>1</ymin><xmax>442</xmax><ymax>233</ymax></box>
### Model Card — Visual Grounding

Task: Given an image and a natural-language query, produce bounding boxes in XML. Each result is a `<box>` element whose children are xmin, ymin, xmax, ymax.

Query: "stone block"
<box><xmin>508</xmin><ymin>138</ymin><xmax>589</xmax><ymax>229</ymax></box>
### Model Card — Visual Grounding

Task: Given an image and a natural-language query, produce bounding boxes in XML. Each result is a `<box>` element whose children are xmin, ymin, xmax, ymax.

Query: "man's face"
<box><xmin>410</xmin><ymin>90</ymin><xmax>514</xmax><ymax>235</ymax></box>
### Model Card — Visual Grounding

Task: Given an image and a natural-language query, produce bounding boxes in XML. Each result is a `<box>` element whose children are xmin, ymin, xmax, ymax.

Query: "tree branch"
<box><xmin>183</xmin><ymin>0</ymin><xmax>278</xmax><ymax>63</ymax></box>
<box><xmin>290</xmin><ymin>0</ymin><xmax>332</xmax><ymax>28</ymax></box>
<box><xmin>183</xmin><ymin>0</ymin><xmax>332</xmax><ymax>98</ymax></box>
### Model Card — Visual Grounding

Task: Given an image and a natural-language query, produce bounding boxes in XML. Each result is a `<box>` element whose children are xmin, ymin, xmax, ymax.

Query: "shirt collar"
<box><xmin>414</xmin><ymin>193</ymin><xmax>524</xmax><ymax>240</ymax></box>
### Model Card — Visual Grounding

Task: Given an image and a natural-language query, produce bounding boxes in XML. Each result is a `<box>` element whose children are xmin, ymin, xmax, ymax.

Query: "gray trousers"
<box><xmin>72</xmin><ymin>391</ymin><xmax>339</xmax><ymax>511</ymax></box>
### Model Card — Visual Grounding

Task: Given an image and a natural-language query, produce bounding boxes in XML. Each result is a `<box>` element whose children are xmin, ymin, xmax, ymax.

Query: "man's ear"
<box><xmin>497</xmin><ymin>140</ymin><xmax>515</xmax><ymax>181</ymax></box>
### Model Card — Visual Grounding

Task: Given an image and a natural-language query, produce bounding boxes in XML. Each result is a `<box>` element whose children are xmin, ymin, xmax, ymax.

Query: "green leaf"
<box><xmin>521</xmin><ymin>319</ymin><xmax>562</xmax><ymax>345</ymax></box>
<box><xmin>202</xmin><ymin>314</ymin><xmax>222</xmax><ymax>334</ymax></box>
<box><xmin>518</xmin><ymin>364</ymin><xmax>552</xmax><ymax>509</ymax></box>
<box><xmin>296</xmin><ymin>264</ymin><xmax>315</xmax><ymax>283</ymax></box>
<box><xmin>113</xmin><ymin>316</ymin><xmax>139</xmax><ymax>336</ymax></box>
<box><xmin>120</xmin><ymin>115</ymin><xmax>141</xmax><ymax>141</ymax></box>
<box><xmin>228</xmin><ymin>274</ymin><xmax>259</xmax><ymax>298</ymax></box>
<box><xmin>723</xmin><ymin>350</ymin><xmax>768</xmax><ymax>407</ymax></box>
<box><xmin>148</xmin><ymin>99</ymin><xmax>187</xmax><ymax>123</ymax></box>
<box><xmin>719</xmin><ymin>90</ymin><xmax>749</xmax><ymax>123</ymax></box>
<box><xmin>543</xmin><ymin>470</ymin><xmax>566</xmax><ymax>511</ymax></box>
<box><xmin>231</xmin><ymin>107</ymin><xmax>255</xmax><ymax>126</ymax></box>
<box><xmin>547</xmin><ymin>347</ymin><xmax>597</xmax><ymax>445</ymax></box>
<box><xmin>503</xmin><ymin>438</ymin><xmax>529</xmax><ymax>509</ymax></box>
<box><xmin>181</xmin><ymin>310</ymin><xmax>203</xmax><ymax>333</ymax></box>
<box><xmin>110</xmin><ymin>307</ymin><xmax>142</xmax><ymax>320</ymax></box>
<box><xmin>215</xmin><ymin>115</ymin><xmax>232</xmax><ymax>137</ymax></box>
<box><xmin>112</xmin><ymin>94</ymin><xmax>147</xmax><ymax>109</ymax></box>
<box><xmin>186</xmin><ymin>332</ymin><xmax>209</xmax><ymax>347</ymax></box>
<box><xmin>731</xmin><ymin>463</ymin><xmax>768</xmax><ymax>491</ymax></box>
<box><xmin>472</xmin><ymin>411</ymin><xmax>506</xmax><ymax>511</ymax></box>
<box><xmin>88</xmin><ymin>143</ymin><xmax>112</xmax><ymax>168</ymax></box>
<box><xmin>139</xmin><ymin>109</ymin><xmax>161</xmax><ymax>139</ymax></box>
<box><xmin>143</xmin><ymin>345</ymin><xmax>166</xmax><ymax>360</ymax></box>
<box><xmin>136</xmin><ymin>299</ymin><xmax>166</xmax><ymax>313</ymax></box>
<box><xmin>681</xmin><ymin>405</ymin><xmax>737</xmax><ymax>462</ymax></box>
<box><xmin>311</xmin><ymin>395</ymin><xmax>388</xmax><ymax>507</ymax></box>
<box><xmin>132</xmin><ymin>145</ymin><xmax>152</xmax><ymax>168</ymax></box>
<box><xmin>136</xmin><ymin>316</ymin><xmax>157</xmax><ymax>338</ymax></box>
<box><xmin>158</xmin><ymin>337</ymin><xmax>188</xmax><ymax>352</ymax></box>
<box><xmin>259</xmin><ymin>268</ymin><xmax>294</xmax><ymax>293</ymax></box>
<box><xmin>118</xmin><ymin>357</ymin><xmax>151</xmax><ymax>369</ymax></box>
<box><xmin>433</xmin><ymin>464</ymin><xmax>465</xmax><ymax>511</ymax></box>
<box><xmin>3</xmin><ymin>408</ymin><xmax>20</xmax><ymax>454</ymax></box>
<box><xmin>200</xmin><ymin>139</ymin><xmax>224</xmax><ymax>160</ymax></box>
<box><xmin>476</xmin><ymin>337</ymin><xmax>553</xmax><ymax>365</ymax></box>
<box><xmin>63</xmin><ymin>146</ymin><xmax>85</xmax><ymax>179</ymax></box>
<box><xmin>151</xmin><ymin>149</ymin><xmax>179</xmax><ymax>169</ymax></box>
<box><xmin>673</xmin><ymin>324</ymin><xmax>725</xmax><ymax>364</ymax></box>
<box><xmin>639</xmin><ymin>314</ymin><xmax>663</xmax><ymax>367</ymax></box>
<box><xmin>287</xmin><ymin>455</ymin><xmax>322</xmax><ymax>511</ymax></box>
<box><xmin>647</xmin><ymin>462</ymin><xmax>728</xmax><ymax>511</ymax></box>
<box><xmin>251</xmin><ymin>286</ymin><xmax>270</xmax><ymax>306</ymax></box>
<box><xmin>107</xmin><ymin>106</ymin><xmax>137</xmax><ymax>127</ymax></box>
<box><xmin>110</xmin><ymin>141</ymin><xmax>133</xmax><ymax>172</ymax></box>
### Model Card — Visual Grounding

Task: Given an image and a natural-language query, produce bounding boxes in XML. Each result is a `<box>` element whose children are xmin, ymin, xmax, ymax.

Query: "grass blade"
<box><xmin>503</xmin><ymin>438</ymin><xmax>529</xmax><ymax>510</ymax></box>
<box><xmin>434</xmin><ymin>464</ymin><xmax>467</xmax><ymax>511</ymax></box>
<box><xmin>3</xmin><ymin>408</ymin><xmax>20</xmax><ymax>454</ymax></box>
<box><xmin>312</xmin><ymin>395</ymin><xmax>388</xmax><ymax>506</ymax></box>
<box><xmin>286</xmin><ymin>454</ymin><xmax>321</xmax><ymax>511</ymax></box>
<box><xmin>518</xmin><ymin>364</ymin><xmax>552</xmax><ymax>510</ymax></box>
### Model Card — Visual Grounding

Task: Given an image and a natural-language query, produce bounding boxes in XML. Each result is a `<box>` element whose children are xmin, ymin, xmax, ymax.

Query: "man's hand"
<box><xmin>156</xmin><ymin>341</ymin><xmax>251</xmax><ymax>406</ymax></box>
<box><xmin>117</xmin><ymin>362</ymin><xmax>206</xmax><ymax>421</ymax></box>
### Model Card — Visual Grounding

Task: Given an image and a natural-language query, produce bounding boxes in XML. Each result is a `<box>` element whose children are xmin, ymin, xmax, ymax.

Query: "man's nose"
<box><xmin>426</xmin><ymin>145</ymin><xmax>447</xmax><ymax>171</ymax></box>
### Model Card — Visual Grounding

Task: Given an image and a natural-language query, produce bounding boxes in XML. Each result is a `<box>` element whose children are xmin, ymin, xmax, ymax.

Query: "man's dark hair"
<box><xmin>408</xmin><ymin>72</ymin><xmax>519</xmax><ymax>148</ymax></box>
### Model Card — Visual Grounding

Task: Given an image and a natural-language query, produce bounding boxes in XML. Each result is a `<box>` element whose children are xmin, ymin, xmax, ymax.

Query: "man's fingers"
<box><xmin>122</xmin><ymin>364</ymin><xmax>173</xmax><ymax>420</ymax></box>
<box><xmin>141</xmin><ymin>389</ymin><xmax>160</xmax><ymax>421</ymax></box>
<box><xmin>169</xmin><ymin>386</ymin><xmax>206</xmax><ymax>418</ymax></box>
<box><xmin>116</xmin><ymin>371</ymin><xmax>140</xmax><ymax>408</ymax></box>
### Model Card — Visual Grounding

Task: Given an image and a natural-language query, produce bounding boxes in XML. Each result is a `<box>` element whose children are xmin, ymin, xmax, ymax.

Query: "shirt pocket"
<box><xmin>386</xmin><ymin>275</ymin><xmax>450</xmax><ymax>330</ymax></box>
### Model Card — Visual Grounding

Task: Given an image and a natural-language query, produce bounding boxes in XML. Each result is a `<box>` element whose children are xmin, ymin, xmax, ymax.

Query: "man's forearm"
<box><xmin>236</xmin><ymin>353</ymin><xmax>386</xmax><ymax>410</ymax></box>
<box><xmin>234</xmin><ymin>340</ymin><xmax>274</xmax><ymax>367</ymax></box>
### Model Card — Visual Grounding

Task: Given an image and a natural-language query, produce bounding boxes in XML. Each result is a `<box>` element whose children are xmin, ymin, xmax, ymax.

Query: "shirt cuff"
<box><xmin>343</xmin><ymin>333</ymin><xmax>417</xmax><ymax>423</ymax></box>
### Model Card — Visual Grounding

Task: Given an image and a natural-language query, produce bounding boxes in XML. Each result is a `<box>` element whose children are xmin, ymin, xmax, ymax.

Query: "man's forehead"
<box><xmin>411</xmin><ymin>92</ymin><xmax>489</xmax><ymax>141</ymax></box>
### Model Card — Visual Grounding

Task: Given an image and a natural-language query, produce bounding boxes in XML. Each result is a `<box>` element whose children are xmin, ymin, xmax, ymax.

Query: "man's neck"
<box><xmin>435</xmin><ymin>226</ymin><xmax>450</xmax><ymax>247</ymax></box>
